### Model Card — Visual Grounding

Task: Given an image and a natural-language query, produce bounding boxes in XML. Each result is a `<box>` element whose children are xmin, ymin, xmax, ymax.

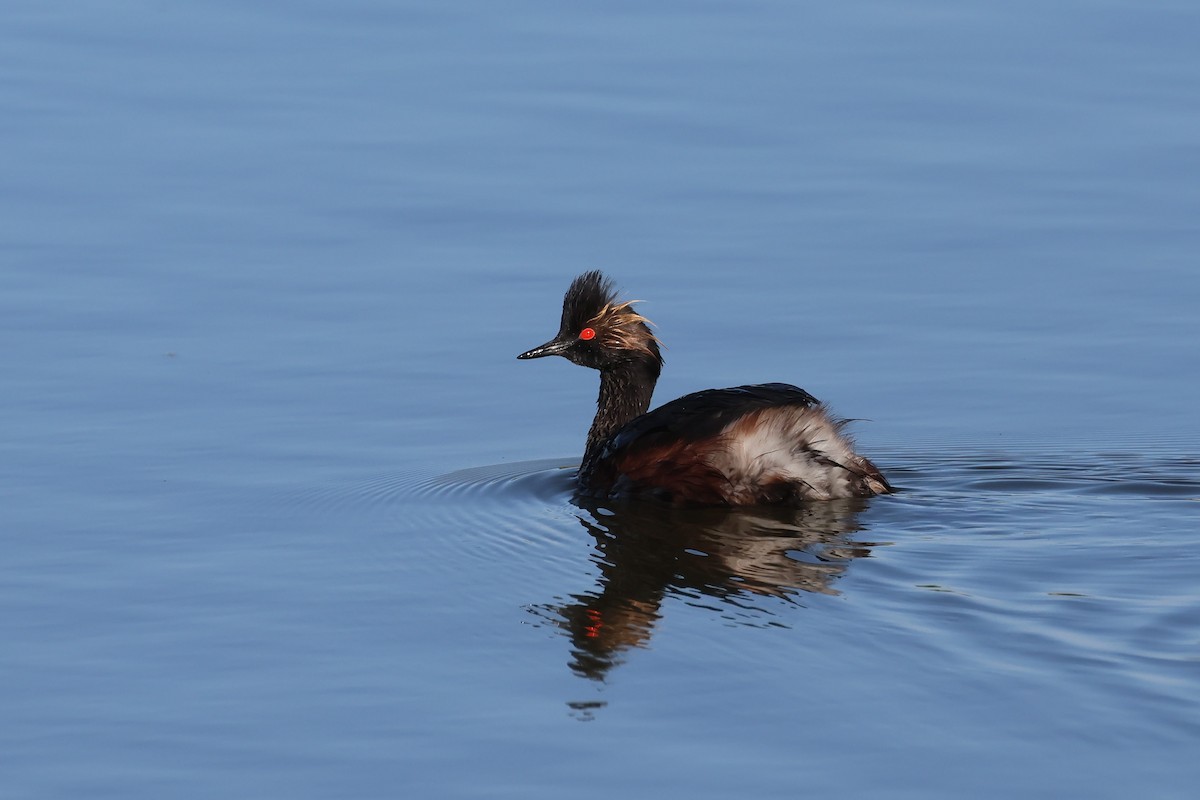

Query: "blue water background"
<box><xmin>2</xmin><ymin>2</ymin><xmax>1198</xmax><ymax>798</ymax></box>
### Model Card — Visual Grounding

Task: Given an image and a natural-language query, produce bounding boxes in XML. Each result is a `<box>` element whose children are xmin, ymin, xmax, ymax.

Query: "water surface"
<box><xmin>2</xmin><ymin>1</ymin><xmax>1199</xmax><ymax>798</ymax></box>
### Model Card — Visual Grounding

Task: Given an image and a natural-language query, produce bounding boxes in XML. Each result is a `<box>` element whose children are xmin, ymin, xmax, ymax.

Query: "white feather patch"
<box><xmin>713</xmin><ymin>406</ymin><xmax>866</xmax><ymax>502</ymax></box>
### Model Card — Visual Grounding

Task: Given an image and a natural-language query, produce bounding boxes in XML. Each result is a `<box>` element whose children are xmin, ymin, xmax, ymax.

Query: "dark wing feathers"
<box><xmin>605</xmin><ymin>383</ymin><xmax>820</xmax><ymax>454</ymax></box>
<box><xmin>582</xmin><ymin>383</ymin><xmax>824</xmax><ymax>502</ymax></box>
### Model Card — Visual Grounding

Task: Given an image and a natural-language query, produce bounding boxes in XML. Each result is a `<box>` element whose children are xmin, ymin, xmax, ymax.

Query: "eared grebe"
<box><xmin>518</xmin><ymin>271</ymin><xmax>892</xmax><ymax>505</ymax></box>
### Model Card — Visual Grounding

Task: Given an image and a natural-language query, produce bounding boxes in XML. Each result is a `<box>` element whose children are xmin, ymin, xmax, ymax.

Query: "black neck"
<box><xmin>583</xmin><ymin>358</ymin><xmax>659</xmax><ymax>465</ymax></box>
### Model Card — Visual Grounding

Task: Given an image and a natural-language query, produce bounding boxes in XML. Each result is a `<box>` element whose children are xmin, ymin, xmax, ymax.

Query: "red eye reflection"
<box><xmin>579</xmin><ymin>327</ymin><xmax>596</xmax><ymax>341</ymax></box>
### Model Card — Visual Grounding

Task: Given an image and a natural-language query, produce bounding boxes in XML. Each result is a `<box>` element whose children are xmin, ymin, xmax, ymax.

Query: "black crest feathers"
<box><xmin>560</xmin><ymin>270</ymin><xmax>618</xmax><ymax>336</ymax></box>
<box><xmin>557</xmin><ymin>270</ymin><xmax>662</xmax><ymax>365</ymax></box>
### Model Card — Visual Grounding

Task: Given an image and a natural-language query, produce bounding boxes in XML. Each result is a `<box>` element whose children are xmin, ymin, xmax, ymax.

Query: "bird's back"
<box><xmin>580</xmin><ymin>383</ymin><xmax>891</xmax><ymax>505</ymax></box>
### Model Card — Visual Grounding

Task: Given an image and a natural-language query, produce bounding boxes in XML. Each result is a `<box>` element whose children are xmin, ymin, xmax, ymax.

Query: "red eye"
<box><xmin>579</xmin><ymin>327</ymin><xmax>596</xmax><ymax>341</ymax></box>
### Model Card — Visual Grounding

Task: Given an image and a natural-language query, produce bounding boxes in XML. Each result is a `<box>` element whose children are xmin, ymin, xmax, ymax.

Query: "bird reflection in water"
<box><xmin>530</xmin><ymin>496</ymin><xmax>880</xmax><ymax>686</ymax></box>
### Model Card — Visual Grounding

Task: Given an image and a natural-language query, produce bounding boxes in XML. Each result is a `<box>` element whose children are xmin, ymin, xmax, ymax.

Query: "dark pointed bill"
<box><xmin>517</xmin><ymin>338</ymin><xmax>571</xmax><ymax>360</ymax></box>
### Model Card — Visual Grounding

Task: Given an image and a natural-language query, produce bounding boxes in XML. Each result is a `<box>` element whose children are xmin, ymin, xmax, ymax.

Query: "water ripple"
<box><xmin>289</xmin><ymin>446</ymin><xmax>1200</xmax><ymax>517</ymax></box>
<box><xmin>285</xmin><ymin>448</ymin><xmax>1200</xmax><ymax>694</ymax></box>
<box><xmin>286</xmin><ymin>458</ymin><xmax>577</xmax><ymax>516</ymax></box>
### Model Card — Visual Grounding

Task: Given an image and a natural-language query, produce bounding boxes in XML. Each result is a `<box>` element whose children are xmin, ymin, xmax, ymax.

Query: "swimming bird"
<box><xmin>518</xmin><ymin>271</ymin><xmax>891</xmax><ymax>504</ymax></box>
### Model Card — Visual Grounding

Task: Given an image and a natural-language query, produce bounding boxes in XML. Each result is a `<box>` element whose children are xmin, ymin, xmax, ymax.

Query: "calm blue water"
<box><xmin>3</xmin><ymin>1</ymin><xmax>1199</xmax><ymax>797</ymax></box>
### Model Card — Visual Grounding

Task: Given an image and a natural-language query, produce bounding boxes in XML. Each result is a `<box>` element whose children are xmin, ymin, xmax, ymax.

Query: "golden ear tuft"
<box><xmin>586</xmin><ymin>300</ymin><xmax>662</xmax><ymax>358</ymax></box>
